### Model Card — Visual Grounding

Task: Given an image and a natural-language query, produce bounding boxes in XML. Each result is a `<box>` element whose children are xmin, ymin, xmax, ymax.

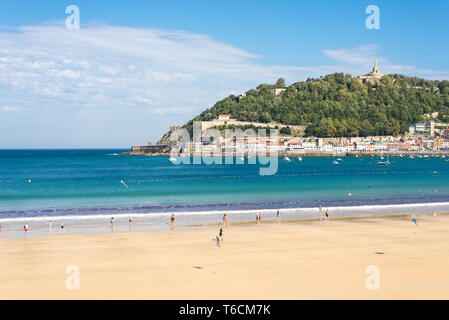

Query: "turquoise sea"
<box><xmin>1</xmin><ymin>149</ymin><xmax>449</xmax><ymax>228</ymax></box>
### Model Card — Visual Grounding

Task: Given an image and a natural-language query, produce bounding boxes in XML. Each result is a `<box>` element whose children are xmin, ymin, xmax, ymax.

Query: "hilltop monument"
<box><xmin>357</xmin><ymin>60</ymin><xmax>383</xmax><ymax>84</ymax></box>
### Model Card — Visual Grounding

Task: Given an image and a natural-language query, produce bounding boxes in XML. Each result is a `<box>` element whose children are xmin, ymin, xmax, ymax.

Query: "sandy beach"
<box><xmin>1</xmin><ymin>214</ymin><xmax>449</xmax><ymax>299</ymax></box>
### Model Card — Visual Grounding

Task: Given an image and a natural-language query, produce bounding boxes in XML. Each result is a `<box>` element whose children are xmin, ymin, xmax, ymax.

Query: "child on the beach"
<box><xmin>216</xmin><ymin>235</ymin><xmax>220</xmax><ymax>247</ymax></box>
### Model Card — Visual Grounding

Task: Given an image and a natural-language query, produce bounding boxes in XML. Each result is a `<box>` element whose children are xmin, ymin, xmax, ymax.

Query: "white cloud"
<box><xmin>0</xmin><ymin>22</ymin><xmax>322</xmax><ymax>120</ymax></box>
<box><xmin>1</xmin><ymin>106</ymin><xmax>19</xmax><ymax>112</ymax></box>
<box><xmin>323</xmin><ymin>44</ymin><xmax>381</xmax><ymax>66</ymax></box>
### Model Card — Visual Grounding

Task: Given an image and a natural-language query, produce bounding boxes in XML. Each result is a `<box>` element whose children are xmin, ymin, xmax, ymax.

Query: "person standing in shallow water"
<box><xmin>325</xmin><ymin>209</ymin><xmax>329</xmax><ymax>222</ymax></box>
<box><xmin>129</xmin><ymin>216</ymin><xmax>133</xmax><ymax>231</ymax></box>
<box><xmin>170</xmin><ymin>213</ymin><xmax>176</xmax><ymax>231</ymax></box>
<box><xmin>276</xmin><ymin>210</ymin><xmax>280</xmax><ymax>222</ymax></box>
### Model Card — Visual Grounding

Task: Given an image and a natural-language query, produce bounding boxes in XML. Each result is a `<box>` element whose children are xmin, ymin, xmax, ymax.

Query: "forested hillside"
<box><xmin>183</xmin><ymin>73</ymin><xmax>449</xmax><ymax>137</ymax></box>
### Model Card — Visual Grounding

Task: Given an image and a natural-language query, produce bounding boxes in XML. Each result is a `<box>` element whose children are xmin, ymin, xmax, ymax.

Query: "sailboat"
<box><xmin>377</xmin><ymin>152</ymin><xmax>390</xmax><ymax>165</ymax></box>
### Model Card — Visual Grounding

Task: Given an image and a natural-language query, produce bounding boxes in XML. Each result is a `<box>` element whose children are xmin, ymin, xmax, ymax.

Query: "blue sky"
<box><xmin>0</xmin><ymin>0</ymin><xmax>448</xmax><ymax>148</ymax></box>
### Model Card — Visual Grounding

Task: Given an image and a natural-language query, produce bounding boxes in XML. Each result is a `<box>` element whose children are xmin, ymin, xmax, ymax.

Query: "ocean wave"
<box><xmin>1</xmin><ymin>197</ymin><xmax>449</xmax><ymax>223</ymax></box>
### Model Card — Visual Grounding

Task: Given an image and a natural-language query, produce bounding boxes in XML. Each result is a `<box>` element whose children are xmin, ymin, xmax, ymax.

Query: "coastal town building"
<box><xmin>218</xmin><ymin>114</ymin><xmax>230</xmax><ymax>120</ymax></box>
<box><xmin>408</xmin><ymin>120</ymin><xmax>435</xmax><ymax>136</ymax></box>
<box><xmin>434</xmin><ymin>137</ymin><xmax>444</xmax><ymax>151</ymax></box>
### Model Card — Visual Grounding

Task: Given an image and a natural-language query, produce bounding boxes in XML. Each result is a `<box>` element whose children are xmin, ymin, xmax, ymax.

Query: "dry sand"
<box><xmin>1</xmin><ymin>215</ymin><xmax>448</xmax><ymax>299</ymax></box>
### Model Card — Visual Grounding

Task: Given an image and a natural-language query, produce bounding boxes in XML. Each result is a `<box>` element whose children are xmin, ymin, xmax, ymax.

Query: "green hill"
<box><xmin>182</xmin><ymin>73</ymin><xmax>449</xmax><ymax>138</ymax></box>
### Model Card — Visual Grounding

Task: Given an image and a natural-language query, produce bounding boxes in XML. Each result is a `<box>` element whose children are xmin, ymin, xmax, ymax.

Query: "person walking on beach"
<box><xmin>276</xmin><ymin>210</ymin><xmax>280</xmax><ymax>222</ymax></box>
<box><xmin>170</xmin><ymin>213</ymin><xmax>175</xmax><ymax>225</ymax></box>
<box><xmin>110</xmin><ymin>217</ymin><xmax>115</xmax><ymax>232</ymax></box>
<box><xmin>49</xmin><ymin>220</ymin><xmax>52</xmax><ymax>233</ymax></box>
<box><xmin>319</xmin><ymin>205</ymin><xmax>323</xmax><ymax>222</ymax></box>
<box><xmin>60</xmin><ymin>221</ymin><xmax>65</xmax><ymax>232</ymax></box>
<box><xmin>219</xmin><ymin>228</ymin><xmax>223</xmax><ymax>241</ymax></box>
<box><xmin>223</xmin><ymin>213</ymin><xmax>228</xmax><ymax>227</ymax></box>
<box><xmin>412</xmin><ymin>217</ymin><xmax>418</xmax><ymax>234</ymax></box>
<box><xmin>325</xmin><ymin>209</ymin><xmax>329</xmax><ymax>222</ymax></box>
<box><xmin>24</xmin><ymin>222</ymin><xmax>29</xmax><ymax>235</ymax></box>
<box><xmin>129</xmin><ymin>216</ymin><xmax>133</xmax><ymax>231</ymax></box>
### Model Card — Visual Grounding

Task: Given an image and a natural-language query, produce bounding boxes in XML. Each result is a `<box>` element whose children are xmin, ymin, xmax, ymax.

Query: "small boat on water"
<box><xmin>336</xmin><ymin>158</ymin><xmax>343</xmax><ymax>161</ymax></box>
<box><xmin>283</xmin><ymin>157</ymin><xmax>291</xmax><ymax>162</ymax></box>
<box><xmin>377</xmin><ymin>160</ymin><xmax>391</xmax><ymax>165</ymax></box>
<box><xmin>333</xmin><ymin>161</ymin><xmax>340</xmax><ymax>165</ymax></box>
<box><xmin>169</xmin><ymin>157</ymin><xmax>177</xmax><ymax>163</ymax></box>
<box><xmin>298</xmin><ymin>157</ymin><xmax>302</xmax><ymax>162</ymax></box>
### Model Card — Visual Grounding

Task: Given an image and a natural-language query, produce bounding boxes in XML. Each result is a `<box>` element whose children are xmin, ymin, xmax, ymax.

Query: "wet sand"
<box><xmin>1</xmin><ymin>214</ymin><xmax>448</xmax><ymax>299</ymax></box>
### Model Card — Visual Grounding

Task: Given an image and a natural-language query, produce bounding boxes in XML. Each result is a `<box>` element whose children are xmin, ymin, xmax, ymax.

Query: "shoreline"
<box><xmin>120</xmin><ymin>150</ymin><xmax>449</xmax><ymax>157</ymax></box>
<box><xmin>1</xmin><ymin>213</ymin><xmax>449</xmax><ymax>299</ymax></box>
<box><xmin>1</xmin><ymin>208</ymin><xmax>447</xmax><ymax>240</ymax></box>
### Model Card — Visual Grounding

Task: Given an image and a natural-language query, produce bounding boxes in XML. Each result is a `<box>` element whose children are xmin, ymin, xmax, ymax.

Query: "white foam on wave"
<box><xmin>1</xmin><ymin>201</ymin><xmax>449</xmax><ymax>223</ymax></box>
